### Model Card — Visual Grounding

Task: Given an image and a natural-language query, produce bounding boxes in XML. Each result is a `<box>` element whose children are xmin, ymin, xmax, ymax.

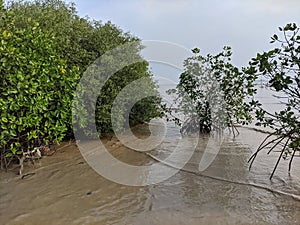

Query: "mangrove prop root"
<box><xmin>270</xmin><ymin>138</ymin><xmax>290</xmax><ymax>179</ymax></box>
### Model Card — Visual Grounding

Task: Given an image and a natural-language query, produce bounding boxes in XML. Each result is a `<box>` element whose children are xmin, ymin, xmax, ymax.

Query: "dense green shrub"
<box><xmin>7</xmin><ymin>0</ymin><xmax>162</xmax><ymax>137</ymax></box>
<box><xmin>0</xmin><ymin>0</ymin><xmax>162</xmax><ymax>165</ymax></box>
<box><xmin>72</xmin><ymin>57</ymin><xmax>162</xmax><ymax>137</ymax></box>
<box><xmin>0</xmin><ymin>9</ymin><xmax>80</xmax><ymax>159</ymax></box>
<box><xmin>6</xmin><ymin>0</ymin><xmax>136</xmax><ymax>71</ymax></box>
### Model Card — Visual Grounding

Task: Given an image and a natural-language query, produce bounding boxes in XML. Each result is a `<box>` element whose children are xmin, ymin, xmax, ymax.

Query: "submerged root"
<box><xmin>145</xmin><ymin>152</ymin><xmax>300</xmax><ymax>202</ymax></box>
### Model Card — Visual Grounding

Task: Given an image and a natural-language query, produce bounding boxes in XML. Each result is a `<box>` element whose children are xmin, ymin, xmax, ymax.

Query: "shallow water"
<box><xmin>0</xmin><ymin>124</ymin><xmax>300</xmax><ymax>225</ymax></box>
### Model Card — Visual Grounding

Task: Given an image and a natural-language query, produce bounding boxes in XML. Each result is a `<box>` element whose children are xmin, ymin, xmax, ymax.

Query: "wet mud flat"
<box><xmin>0</xmin><ymin>125</ymin><xmax>300</xmax><ymax>225</ymax></box>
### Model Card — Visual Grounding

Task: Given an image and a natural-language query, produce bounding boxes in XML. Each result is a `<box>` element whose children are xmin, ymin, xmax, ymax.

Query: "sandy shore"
<box><xmin>1</xmin><ymin>126</ymin><xmax>300</xmax><ymax>225</ymax></box>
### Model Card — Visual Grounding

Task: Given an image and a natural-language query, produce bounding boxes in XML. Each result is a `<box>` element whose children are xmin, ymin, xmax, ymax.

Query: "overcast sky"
<box><xmin>69</xmin><ymin>0</ymin><xmax>300</xmax><ymax>68</ymax></box>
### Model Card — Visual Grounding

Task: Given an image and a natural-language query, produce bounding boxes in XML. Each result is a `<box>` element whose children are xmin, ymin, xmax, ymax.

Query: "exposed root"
<box><xmin>18</xmin><ymin>147</ymin><xmax>43</xmax><ymax>176</ymax></box>
<box><xmin>1</xmin><ymin>139</ymin><xmax>75</xmax><ymax>176</ymax></box>
<box><xmin>247</xmin><ymin>127</ymin><xmax>298</xmax><ymax>179</ymax></box>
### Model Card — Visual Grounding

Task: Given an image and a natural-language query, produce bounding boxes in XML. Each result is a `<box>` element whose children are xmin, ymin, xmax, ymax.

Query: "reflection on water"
<box><xmin>1</xmin><ymin>123</ymin><xmax>300</xmax><ymax>225</ymax></box>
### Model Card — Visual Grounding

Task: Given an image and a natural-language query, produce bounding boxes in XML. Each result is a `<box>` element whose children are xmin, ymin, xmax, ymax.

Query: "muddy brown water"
<box><xmin>0</xmin><ymin>124</ymin><xmax>300</xmax><ymax>225</ymax></box>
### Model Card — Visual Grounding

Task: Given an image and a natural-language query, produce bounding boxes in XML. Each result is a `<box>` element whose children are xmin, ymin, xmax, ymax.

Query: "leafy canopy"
<box><xmin>248</xmin><ymin>23</ymin><xmax>300</xmax><ymax>178</ymax></box>
<box><xmin>0</xmin><ymin>0</ymin><xmax>162</xmax><ymax>165</ymax></box>
<box><xmin>167</xmin><ymin>46</ymin><xmax>258</xmax><ymax>134</ymax></box>
<box><xmin>0</xmin><ymin>7</ymin><xmax>80</xmax><ymax>158</ymax></box>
